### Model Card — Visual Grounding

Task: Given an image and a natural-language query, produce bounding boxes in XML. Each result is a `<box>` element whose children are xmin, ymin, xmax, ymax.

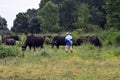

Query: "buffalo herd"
<box><xmin>1</xmin><ymin>34</ymin><xmax>19</xmax><ymax>45</ymax></box>
<box><xmin>51</xmin><ymin>35</ymin><xmax>102</xmax><ymax>49</ymax></box>
<box><xmin>0</xmin><ymin>33</ymin><xmax>102</xmax><ymax>51</ymax></box>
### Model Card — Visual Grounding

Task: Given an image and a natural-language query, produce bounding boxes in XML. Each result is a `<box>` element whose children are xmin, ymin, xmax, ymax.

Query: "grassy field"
<box><xmin>0</xmin><ymin>44</ymin><xmax>120</xmax><ymax>80</ymax></box>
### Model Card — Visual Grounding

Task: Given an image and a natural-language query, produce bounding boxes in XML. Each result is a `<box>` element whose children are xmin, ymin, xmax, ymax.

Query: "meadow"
<box><xmin>0</xmin><ymin>30</ymin><xmax>120</xmax><ymax>80</ymax></box>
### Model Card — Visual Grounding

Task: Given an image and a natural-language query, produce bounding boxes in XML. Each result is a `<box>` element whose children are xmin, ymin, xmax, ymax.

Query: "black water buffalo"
<box><xmin>89</xmin><ymin>36</ymin><xmax>102</xmax><ymax>48</ymax></box>
<box><xmin>76</xmin><ymin>36</ymin><xmax>89</xmax><ymax>46</ymax></box>
<box><xmin>10</xmin><ymin>35</ymin><xmax>19</xmax><ymax>41</ymax></box>
<box><xmin>2</xmin><ymin>34</ymin><xmax>19</xmax><ymax>43</ymax></box>
<box><xmin>3</xmin><ymin>38</ymin><xmax>16</xmax><ymax>45</ymax></box>
<box><xmin>22</xmin><ymin>35</ymin><xmax>45</xmax><ymax>51</ymax></box>
<box><xmin>51</xmin><ymin>35</ymin><xmax>66</xmax><ymax>49</ymax></box>
<box><xmin>1</xmin><ymin>34</ymin><xmax>17</xmax><ymax>45</ymax></box>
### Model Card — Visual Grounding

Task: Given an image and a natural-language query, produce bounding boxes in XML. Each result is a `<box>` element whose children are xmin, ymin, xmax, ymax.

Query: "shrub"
<box><xmin>40</xmin><ymin>49</ymin><xmax>49</xmax><ymax>57</ymax></box>
<box><xmin>115</xmin><ymin>34</ymin><xmax>120</xmax><ymax>46</ymax></box>
<box><xmin>99</xmin><ymin>29</ymin><xmax>119</xmax><ymax>46</ymax></box>
<box><xmin>45</xmin><ymin>37</ymin><xmax>51</xmax><ymax>45</ymax></box>
<box><xmin>81</xmin><ymin>24</ymin><xmax>102</xmax><ymax>33</ymax></box>
<box><xmin>32</xmin><ymin>49</ymin><xmax>50</xmax><ymax>58</ymax></box>
<box><xmin>0</xmin><ymin>45</ymin><xmax>20</xmax><ymax>58</ymax></box>
<box><xmin>113</xmin><ymin>49</ymin><xmax>120</xmax><ymax>56</ymax></box>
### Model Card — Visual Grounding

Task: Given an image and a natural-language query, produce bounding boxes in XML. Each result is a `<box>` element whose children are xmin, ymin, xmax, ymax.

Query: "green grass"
<box><xmin>0</xmin><ymin>44</ymin><xmax>120</xmax><ymax>80</ymax></box>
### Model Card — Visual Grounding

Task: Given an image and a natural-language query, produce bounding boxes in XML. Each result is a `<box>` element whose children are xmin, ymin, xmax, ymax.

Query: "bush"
<box><xmin>45</xmin><ymin>37</ymin><xmax>51</xmax><ymax>45</ymax></box>
<box><xmin>40</xmin><ymin>49</ymin><xmax>49</xmax><ymax>57</ymax></box>
<box><xmin>98</xmin><ymin>29</ymin><xmax>120</xmax><ymax>46</ymax></box>
<box><xmin>113</xmin><ymin>49</ymin><xmax>120</xmax><ymax>56</ymax></box>
<box><xmin>115</xmin><ymin>34</ymin><xmax>120</xmax><ymax>46</ymax></box>
<box><xmin>0</xmin><ymin>45</ymin><xmax>20</xmax><ymax>58</ymax></box>
<box><xmin>83</xmin><ymin>24</ymin><xmax>102</xmax><ymax>33</ymax></box>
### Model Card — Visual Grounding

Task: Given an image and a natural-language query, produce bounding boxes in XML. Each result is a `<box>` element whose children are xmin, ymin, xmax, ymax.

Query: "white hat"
<box><xmin>66</xmin><ymin>32</ymin><xmax>69</xmax><ymax>35</ymax></box>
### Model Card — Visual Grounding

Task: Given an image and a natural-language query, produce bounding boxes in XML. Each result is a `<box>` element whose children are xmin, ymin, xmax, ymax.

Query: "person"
<box><xmin>65</xmin><ymin>32</ymin><xmax>73</xmax><ymax>53</ymax></box>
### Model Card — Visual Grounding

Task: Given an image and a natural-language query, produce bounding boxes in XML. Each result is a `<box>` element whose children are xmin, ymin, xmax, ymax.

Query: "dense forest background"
<box><xmin>0</xmin><ymin>0</ymin><xmax>120</xmax><ymax>33</ymax></box>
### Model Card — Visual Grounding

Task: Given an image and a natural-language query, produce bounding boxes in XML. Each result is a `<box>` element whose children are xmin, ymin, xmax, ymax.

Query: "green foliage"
<box><xmin>28</xmin><ymin>17</ymin><xmax>41</xmax><ymax>33</ymax></box>
<box><xmin>105</xmin><ymin>0</ymin><xmax>120</xmax><ymax>29</ymax></box>
<box><xmin>0</xmin><ymin>16</ymin><xmax>8</xmax><ymax>30</ymax></box>
<box><xmin>44</xmin><ymin>37</ymin><xmax>51</xmax><ymax>45</ymax></box>
<box><xmin>12</xmin><ymin>13</ymin><xmax>29</xmax><ymax>33</ymax></box>
<box><xmin>38</xmin><ymin>1</ymin><xmax>61</xmax><ymax>32</ymax></box>
<box><xmin>32</xmin><ymin>49</ymin><xmax>50</xmax><ymax>57</ymax></box>
<box><xmin>98</xmin><ymin>28</ymin><xmax>120</xmax><ymax>46</ymax></box>
<box><xmin>77</xmin><ymin>3</ymin><xmax>91</xmax><ymax>24</ymax></box>
<box><xmin>84</xmin><ymin>24</ymin><xmax>102</xmax><ymax>33</ymax></box>
<box><xmin>11</xmin><ymin>0</ymin><xmax>120</xmax><ymax>33</ymax></box>
<box><xmin>59</xmin><ymin>0</ymin><xmax>77</xmax><ymax>31</ymax></box>
<box><xmin>26</xmin><ymin>9</ymin><xmax>38</xmax><ymax>18</ymax></box>
<box><xmin>26</xmin><ymin>9</ymin><xmax>42</xmax><ymax>33</ymax></box>
<box><xmin>73</xmin><ymin>29</ymin><xmax>83</xmax><ymax>35</ymax></box>
<box><xmin>73</xmin><ymin>3</ymin><xmax>91</xmax><ymax>30</ymax></box>
<box><xmin>40</xmin><ymin>49</ymin><xmax>49</xmax><ymax>57</ymax></box>
<box><xmin>115</xmin><ymin>34</ymin><xmax>120</xmax><ymax>46</ymax></box>
<box><xmin>12</xmin><ymin>10</ymin><xmax>41</xmax><ymax>34</ymax></box>
<box><xmin>113</xmin><ymin>49</ymin><xmax>120</xmax><ymax>56</ymax></box>
<box><xmin>90</xmin><ymin>6</ymin><xmax>106</xmax><ymax>29</ymax></box>
<box><xmin>39</xmin><ymin>0</ymin><xmax>50</xmax><ymax>8</ymax></box>
<box><xmin>0</xmin><ymin>45</ymin><xmax>21</xmax><ymax>58</ymax></box>
<box><xmin>12</xmin><ymin>0</ymin><xmax>108</xmax><ymax>33</ymax></box>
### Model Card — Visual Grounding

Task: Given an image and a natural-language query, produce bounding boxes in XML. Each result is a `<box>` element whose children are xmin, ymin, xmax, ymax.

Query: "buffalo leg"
<box><xmin>51</xmin><ymin>44</ymin><xmax>54</xmax><ymax>48</ymax></box>
<box><xmin>29</xmin><ymin>46</ymin><xmax>31</xmax><ymax>50</ymax></box>
<box><xmin>33</xmin><ymin>47</ymin><xmax>36</xmax><ymax>51</ymax></box>
<box><xmin>41</xmin><ymin>45</ymin><xmax>43</xmax><ymax>48</ymax></box>
<box><xmin>57</xmin><ymin>45</ymin><xmax>59</xmax><ymax>49</ymax></box>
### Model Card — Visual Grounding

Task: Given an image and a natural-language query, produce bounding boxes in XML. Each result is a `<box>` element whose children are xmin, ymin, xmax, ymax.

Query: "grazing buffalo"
<box><xmin>1</xmin><ymin>34</ymin><xmax>17</xmax><ymax>45</ymax></box>
<box><xmin>76</xmin><ymin>36</ymin><xmax>89</xmax><ymax>46</ymax></box>
<box><xmin>3</xmin><ymin>38</ymin><xmax>16</xmax><ymax>45</ymax></box>
<box><xmin>1</xmin><ymin>34</ymin><xmax>19</xmax><ymax>43</ymax></box>
<box><xmin>22</xmin><ymin>35</ymin><xmax>45</xmax><ymax>51</ymax></box>
<box><xmin>10</xmin><ymin>35</ymin><xmax>19</xmax><ymax>41</ymax></box>
<box><xmin>89</xmin><ymin>36</ymin><xmax>102</xmax><ymax>48</ymax></box>
<box><xmin>51</xmin><ymin>35</ymin><xmax>66</xmax><ymax>49</ymax></box>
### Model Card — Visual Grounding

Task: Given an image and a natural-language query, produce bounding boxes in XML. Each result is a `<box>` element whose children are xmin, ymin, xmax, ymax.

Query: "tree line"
<box><xmin>0</xmin><ymin>0</ymin><xmax>120</xmax><ymax>33</ymax></box>
<box><xmin>0</xmin><ymin>16</ymin><xmax>8</xmax><ymax>31</ymax></box>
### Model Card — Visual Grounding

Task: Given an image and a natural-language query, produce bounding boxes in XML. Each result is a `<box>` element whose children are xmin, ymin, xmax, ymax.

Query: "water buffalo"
<box><xmin>10</xmin><ymin>35</ymin><xmax>19</xmax><ymax>41</ymax></box>
<box><xmin>3</xmin><ymin>38</ymin><xmax>16</xmax><ymax>45</ymax></box>
<box><xmin>2</xmin><ymin>34</ymin><xmax>19</xmax><ymax>43</ymax></box>
<box><xmin>89</xmin><ymin>36</ymin><xmax>102</xmax><ymax>48</ymax></box>
<box><xmin>51</xmin><ymin>35</ymin><xmax>66</xmax><ymax>49</ymax></box>
<box><xmin>76</xmin><ymin>36</ymin><xmax>89</xmax><ymax>46</ymax></box>
<box><xmin>22</xmin><ymin>35</ymin><xmax>45</xmax><ymax>51</ymax></box>
<box><xmin>1</xmin><ymin>34</ymin><xmax>17</xmax><ymax>45</ymax></box>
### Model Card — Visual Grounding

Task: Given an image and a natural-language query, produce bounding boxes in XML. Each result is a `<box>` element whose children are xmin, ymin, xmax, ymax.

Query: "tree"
<box><xmin>0</xmin><ymin>16</ymin><xmax>8</xmax><ymax>30</ymax></box>
<box><xmin>38</xmin><ymin>0</ymin><xmax>106</xmax><ymax>32</ymax></box>
<box><xmin>90</xmin><ymin>6</ymin><xmax>106</xmax><ymax>29</ymax></box>
<box><xmin>40</xmin><ymin>0</ymin><xmax>62</xmax><ymax>8</ymax></box>
<box><xmin>28</xmin><ymin>17</ymin><xmax>41</xmax><ymax>33</ymax></box>
<box><xmin>27</xmin><ymin>9</ymin><xmax>38</xmax><ymax>19</ymax></box>
<box><xmin>38</xmin><ymin>1</ymin><xmax>60</xmax><ymax>32</ymax></box>
<box><xmin>11</xmin><ymin>13</ymin><xmax>29</xmax><ymax>33</ymax></box>
<box><xmin>105</xmin><ymin>0</ymin><xmax>120</xmax><ymax>29</ymax></box>
<box><xmin>59</xmin><ymin>0</ymin><xmax>77</xmax><ymax>31</ymax></box>
<box><xmin>73</xmin><ymin>3</ymin><xmax>91</xmax><ymax>30</ymax></box>
<box><xmin>26</xmin><ymin>9</ymin><xmax>42</xmax><ymax>33</ymax></box>
<box><xmin>39</xmin><ymin>0</ymin><xmax>50</xmax><ymax>8</ymax></box>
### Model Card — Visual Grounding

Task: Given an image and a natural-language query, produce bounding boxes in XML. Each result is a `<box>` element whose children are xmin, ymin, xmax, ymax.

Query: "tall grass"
<box><xmin>0</xmin><ymin>44</ymin><xmax>22</xmax><ymax>58</ymax></box>
<box><xmin>0</xmin><ymin>44</ymin><xmax>120</xmax><ymax>80</ymax></box>
<box><xmin>0</xmin><ymin>30</ymin><xmax>120</xmax><ymax>80</ymax></box>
